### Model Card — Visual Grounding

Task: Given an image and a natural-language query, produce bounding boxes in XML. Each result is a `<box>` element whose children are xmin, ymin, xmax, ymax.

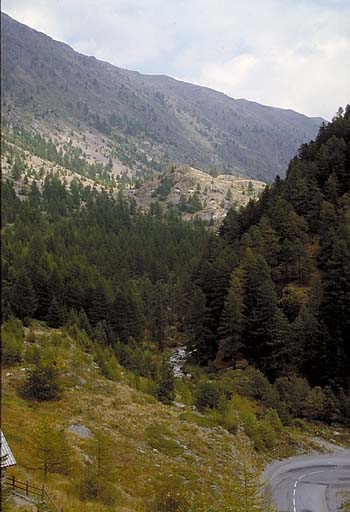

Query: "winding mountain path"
<box><xmin>263</xmin><ymin>450</ymin><xmax>350</xmax><ymax>512</ymax></box>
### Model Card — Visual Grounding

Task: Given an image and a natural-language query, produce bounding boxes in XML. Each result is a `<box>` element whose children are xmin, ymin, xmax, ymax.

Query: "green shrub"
<box><xmin>148</xmin><ymin>477</ymin><xmax>191</xmax><ymax>512</ymax></box>
<box><xmin>175</xmin><ymin>379</ymin><xmax>193</xmax><ymax>406</ymax></box>
<box><xmin>79</xmin><ymin>468</ymin><xmax>119</xmax><ymax>505</ymax></box>
<box><xmin>24</xmin><ymin>344</ymin><xmax>41</xmax><ymax>365</ymax></box>
<box><xmin>179</xmin><ymin>411</ymin><xmax>218</xmax><ymax>428</ymax></box>
<box><xmin>22</xmin><ymin>362</ymin><xmax>62</xmax><ymax>401</ymax></box>
<box><xmin>26</xmin><ymin>329</ymin><xmax>37</xmax><ymax>343</ymax></box>
<box><xmin>156</xmin><ymin>358</ymin><xmax>175</xmax><ymax>404</ymax></box>
<box><xmin>145</xmin><ymin>425</ymin><xmax>184</xmax><ymax>457</ymax></box>
<box><xmin>302</xmin><ymin>387</ymin><xmax>325</xmax><ymax>420</ymax></box>
<box><xmin>217</xmin><ymin>398</ymin><xmax>239</xmax><ymax>434</ymax></box>
<box><xmin>229</xmin><ymin>394</ymin><xmax>272</xmax><ymax>450</ymax></box>
<box><xmin>114</xmin><ymin>340</ymin><xmax>157</xmax><ymax>378</ymax></box>
<box><xmin>292</xmin><ymin>418</ymin><xmax>312</xmax><ymax>432</ymax></box>
<box><xmin>68</xmin><ymin>324</ymin><xmax>93</xmax><ymax>351</ymax></box>
<box><xmin>93</xmin><ymin>343</ymin><xmax>121</xmax><ymax>381</ymax></box>
<box><xmin>219</xmin><ymin>367</ymin><xmax>283</xmax><ymax>407</ymax></box>
<box><xmin>257</xmin><ymin>418</ymin><xmax>277</xmax><ymax>450</ymax></box>
<box><xmin>275</xmin><ymin>375</ymin><xmax>311</xmax><ymax>417</ymax></box>
<box><xmin>264</xmin><ymin>408</ymin><xmax>283</xmax><ymax>433</ymax></box>
<box><xmin>1</xmin><ymin>318</ymin><xmax>24</xmax><ymax>365</ymax></box>
<box><xmin>217</xmin><ymin>369</ymin><xmax>248</xmax><ymax>398</ymax></box>
<box><xmin>194</xmin><ymin>381</ymin><xmax>220</xmax><ymax>411</ymax></box>
<box><xmin>138</xmin><ymin>376</ymin><xmax>157</xmax><ymax>396</ymax></box>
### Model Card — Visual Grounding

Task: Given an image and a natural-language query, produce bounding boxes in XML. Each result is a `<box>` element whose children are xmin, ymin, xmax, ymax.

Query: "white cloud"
<box><xmin>201</xmin><ymin>54</ymin><xmax>258</xmax><ymax>91</ymax></box>
<box><xmin>2</xmin><ymin>0</ymin><xmax>349</xmax><ymax>119</ymax></box>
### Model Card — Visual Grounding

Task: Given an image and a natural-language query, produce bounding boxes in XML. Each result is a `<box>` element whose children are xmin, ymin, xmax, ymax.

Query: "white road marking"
<box><xmin>292</xmin><ymin>470</ymin><xmax>328</xmax><ymax>512</ymax></box>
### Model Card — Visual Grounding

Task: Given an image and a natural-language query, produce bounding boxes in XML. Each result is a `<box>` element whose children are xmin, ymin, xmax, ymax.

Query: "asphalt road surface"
<box><xmin>263</xmin><ymin>451</ymin><xmax>350</xmax><ymax>512</ymax></box>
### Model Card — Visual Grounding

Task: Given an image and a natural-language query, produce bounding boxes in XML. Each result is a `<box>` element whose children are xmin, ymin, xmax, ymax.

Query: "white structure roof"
<box><xmin>1</xmin><ymin>430</ymin><xmax>16</xmax><ymax>467</ymax></box>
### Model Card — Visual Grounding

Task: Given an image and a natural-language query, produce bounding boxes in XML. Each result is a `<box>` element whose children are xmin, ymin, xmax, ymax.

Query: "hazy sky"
<box><xmin>3</xmin><ymin>0</ymin><xmax>350</xmax><ymax>119</ymax></box>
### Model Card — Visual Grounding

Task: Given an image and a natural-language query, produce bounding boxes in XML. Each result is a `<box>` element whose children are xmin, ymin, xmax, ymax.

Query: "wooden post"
<box><xmin>26</xmin><ymin>480</ymin><xmax>29</xmax><ymax>495</ymax></box>
<box><xmin>12</xmin><ymin>475</ymin><xmax>15</xmax><ymax>490</ymax></box>
<box><xmin>41</xmin><ymin>484</ymin><xmax>45</xmax><ymax>500</ymax></box>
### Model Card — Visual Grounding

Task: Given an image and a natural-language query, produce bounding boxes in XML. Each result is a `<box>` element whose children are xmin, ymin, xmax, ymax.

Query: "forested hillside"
<box><xmin>0</xmin><ymin>122</ymin><xmax>266</xmax><ymax>228</ymax></box>
<box><xmin>2</xmin><ymin>108</ymin><xmax>350</xmax><ymax>396</ymax></box>
<box><xmin>186</xmin><ymin>106</ymin><xmax>350</xmax><ymax>392</ymax></box>
<box><xmin>1</xmin><ymin>179</ymin><xmax>209</xmax><ymax>351</ymax></box>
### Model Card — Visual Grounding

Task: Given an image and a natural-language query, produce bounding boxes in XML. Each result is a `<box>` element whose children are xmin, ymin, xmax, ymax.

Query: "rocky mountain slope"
<box><xmin>133</xmin><ymin>166</ymin><xmax>265</xmax><ymax>225</ymax></box>
<box><xmin>1</xmin><ymin>128</ymin><xmax>265</xmax><ymax>227</ymax></box>
<box><xmin>1</xmin><ymin>12</ymin><xmax>323</xmax><ymax>182</ymax></box>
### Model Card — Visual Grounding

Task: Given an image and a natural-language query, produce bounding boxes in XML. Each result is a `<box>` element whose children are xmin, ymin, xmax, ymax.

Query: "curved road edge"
<box><xmin>262</xmin><ymin>447</ymin><xmax>350</xmax><ymax>512</ymax></box>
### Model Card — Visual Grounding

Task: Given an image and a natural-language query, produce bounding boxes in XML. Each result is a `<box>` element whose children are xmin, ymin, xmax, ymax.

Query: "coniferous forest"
<box><xmin>187</xmin><ymin>107</ymin><xmax>350</xmax><ymax>391</ymax></box>
<box><xmin>2</xmin><ymin>179</ymin><xmax>209</xmax><ymax>350</ymax></box>
<box><xmin>2</xmin><ymin>107</ymin><xmax>350</xmax><ymax>401</ymax></box>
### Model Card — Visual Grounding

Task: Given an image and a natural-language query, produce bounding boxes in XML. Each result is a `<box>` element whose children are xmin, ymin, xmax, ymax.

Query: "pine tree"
<box><xmin>264</xmin><ymin>308</ymin><xmax>290</xmax><ymax>378</ymax></box>
<box><xmin>86</xmin><ymin>279</ymin><xmax>110</xmax><ymax>326</ymax></box>
<box><xmin>151</xmin><ymin>281</ymin><xmax>168</xmax><ymax>349</ymax></box>
<box><xmin>230</xmin><ymin>439</ymin><xmax>276</xmax><ymax>512</ymax></box>
<box><xmin>93</xmin><ymin>320</ymin><xmax>109</xmax><ymax>345</ymax></box>
<box><xmin>242</xmin><ymin>251</ymin><xmax>277</xmax><ymax>366</ymax></box>
<box><xmin>156</xmin><ymin>357</ymin><xmax>175</xmax><ymax>404</ymax></box>
<box><xmin>1</xmin><ymin>318</ymin><xmax>25</xmax><ymax>365</ymax></box>
<box><xmin>23</xmin><ymin>362</ymin><xmax>62</xmax><ymax>401</ymax></box>
<box><xmin>216</xmin><ymin>271</ymin><xmax>245</xmax><ymax>366</ymax></box>
<box><xmin>46</xmin><ymin>297</ymin><xmax>66</xmax><ymax>328</ymax></box>
<box><xmin>258</xmin><ymin>216</ymin><xmax>280</xmax><ymax>271</ymax></box>
<box><xmin>319</xmin><ymin>222</ymin><xmax>350</xmax><ymax>387</ymax></box>
<box><xmin>12</xmin><ymin>156</ymin><xmax>25</xmax><ymax>180</ymax></box>
<box><xmin>112</xmin><ymin>289</ymin><xmax>144</xmax><ymax>344</ymax></box>
<box><xmin>11</xmin><ymin>269</ymin><xmax>38</xmax><ymax>319</ymax></box>
<box><xmin>186</xmin><ymin>286</ymin><xmax>214</xmax><ymax>364</ymax></box>
<box><xmin>324</xmin><ymin>172</ymin><xmax>340</xmax><ymax>204</ymax></box>
<box><xmin>79</xmin><ymin>432</ymin><xmax>117</xmax><ymax>505</ymax></box>
<box><xmin>220</xmin><ymin>208</ymin><xmax>241</xmax><ymax>246</ymax></box>
<box><xmin>292</xmin><ymin>305</ymin><xmax>328</xmax><ymax>385</ymax></box>
<box><xmin>29</xmin><ymin>419</ymin><xmax>71</xmax><ymax>479</ymax></box>
<box><xmin>322</xmin><ymin>386</ymin><xmax>341</xmax><ymax>423</ymax></box>
<box><xmin>77</xmin><ymin>308</ymin><xmax>93</xmax><ymax>336</ymax></box>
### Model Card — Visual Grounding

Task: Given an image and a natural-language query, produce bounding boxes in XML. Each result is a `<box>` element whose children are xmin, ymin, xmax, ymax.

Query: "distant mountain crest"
<box><xmin>1</xmin><ymin>12</ymin><xmax>323</xmax><ymax>181</ymax></box>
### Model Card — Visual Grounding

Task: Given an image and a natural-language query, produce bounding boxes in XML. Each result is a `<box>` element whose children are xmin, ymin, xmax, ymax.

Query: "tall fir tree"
<box><xmin>216</xmin><ymin>271</ymin><xmax>245</xmax><ymax>367</ymax></box>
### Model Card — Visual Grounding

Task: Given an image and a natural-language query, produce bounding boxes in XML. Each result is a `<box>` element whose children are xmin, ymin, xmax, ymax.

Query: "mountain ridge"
<box><xmin>1</xmin><ymin>11</ymin><xmax>323</xmax><ymax>182</ymax></box>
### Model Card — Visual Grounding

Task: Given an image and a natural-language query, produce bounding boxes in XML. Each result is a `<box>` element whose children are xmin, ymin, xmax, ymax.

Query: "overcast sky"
<box><xmin>3</xmin><ymin>0</ymin><xmax>350</xmax><ymax>119</ymax></box>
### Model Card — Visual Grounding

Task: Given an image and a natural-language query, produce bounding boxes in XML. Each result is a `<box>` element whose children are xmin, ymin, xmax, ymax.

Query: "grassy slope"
<box><xmin>2</xmin><ymin>325</ymin><xmax>348</xmax><ymax>512</ymax></box>
<box><xmin>2</xmin><ymin>325</ymin><xmax>248</xmax><ymax>511</ymax></box>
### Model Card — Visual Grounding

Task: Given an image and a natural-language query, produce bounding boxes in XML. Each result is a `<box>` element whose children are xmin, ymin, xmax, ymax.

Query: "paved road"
<box><xmin>263</xmin><ymin>451</ymin><xmax>350</xmax><ymax>512</ymax></box>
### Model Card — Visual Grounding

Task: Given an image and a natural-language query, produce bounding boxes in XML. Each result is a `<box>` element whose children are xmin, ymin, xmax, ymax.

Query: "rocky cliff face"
<box><xmin>132</xmin><ymin>166</ymin><xmax>265</xmax><ymax>226</ymax></box>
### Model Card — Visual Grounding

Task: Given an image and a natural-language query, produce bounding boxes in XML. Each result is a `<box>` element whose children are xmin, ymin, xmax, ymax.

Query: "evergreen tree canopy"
<box><xmin>188</xmin><ymin>106</ymin><xmax>350</xmax><ymax>390</ymax></box>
